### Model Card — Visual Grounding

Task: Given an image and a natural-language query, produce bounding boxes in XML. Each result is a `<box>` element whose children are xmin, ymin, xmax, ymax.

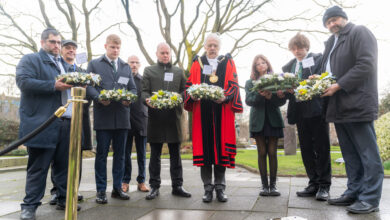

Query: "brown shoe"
<box><xmin>122</xmin><ymin>183</ymin><xmax>129</xmax><ymax>193</ymax></box>
<box><xmin>138</xmin><ymin>183</ymin><xmax>150</xmax><ymax>192</ymax></box>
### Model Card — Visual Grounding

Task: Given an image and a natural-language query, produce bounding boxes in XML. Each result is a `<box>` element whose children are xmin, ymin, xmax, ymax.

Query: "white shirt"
<box><xmin>105</xmin><ymin>54</ymin><xmax>118</xmax><ymax>71</ymax></box>
<box><xmin>326</xmin><ymin>36</ymin><xmax>338</xmax><ymax>75</ymax></box>
<box><xmin>207</xmin><ymin>57</ymin><xmax>218</xmax><ymax>72</ymax></box>
<box><xmin>294</xmin><ymin>53</ymin><xmax>309</xmax><ymax>74</ymax></box>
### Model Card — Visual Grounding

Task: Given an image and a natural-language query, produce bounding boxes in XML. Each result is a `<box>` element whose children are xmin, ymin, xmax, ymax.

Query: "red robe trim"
<box><xmin>184</xmin><ymin>55</ymin><xmax>243</xmax><ymax>168</ymax></box>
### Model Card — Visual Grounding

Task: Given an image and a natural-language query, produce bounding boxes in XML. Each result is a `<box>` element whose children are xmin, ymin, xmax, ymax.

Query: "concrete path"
<box><xmin>0</xmin><ymin>158</ymin><xmax>389</xmax><ymax>220</ymax></box>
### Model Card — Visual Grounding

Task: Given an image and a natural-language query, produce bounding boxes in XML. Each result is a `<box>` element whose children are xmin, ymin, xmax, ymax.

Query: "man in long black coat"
<box><xmin>321</xmin><ymin>6</ymin><xmax>384</xmax><ymax>214</ymax></box>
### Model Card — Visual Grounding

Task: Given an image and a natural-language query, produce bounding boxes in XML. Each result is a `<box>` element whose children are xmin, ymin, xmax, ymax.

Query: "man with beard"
<box><xmin>16</xmin><ymin>28</ymin><xmax>73</xmax><ymax>220</ymax></box>
<box><xmin>321</xmin><ymin>6</ymin><xmax>384</xmax><ymax>214</ymax></box>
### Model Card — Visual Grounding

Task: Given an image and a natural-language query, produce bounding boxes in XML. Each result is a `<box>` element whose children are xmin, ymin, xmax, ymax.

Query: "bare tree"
<box><xmin>121</xmin><ymin>0</ymin><xmax>347</xmax><ymax>74</ymax></box>
<box><xmin>0</xmin><ymin>0</ymin><xmax>124</xmax><ymax>68</ymax></box>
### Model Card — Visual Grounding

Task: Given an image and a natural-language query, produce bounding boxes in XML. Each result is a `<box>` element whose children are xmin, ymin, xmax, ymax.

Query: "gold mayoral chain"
<box><xmin>198</xmin><ymin>56</ymin><xmax>222</xmax><ymax>83</ymax></box>
<box><xmin>209</xmin><ymin>71</ymin><xmax>218</xmax><ymax>83</ymax></box>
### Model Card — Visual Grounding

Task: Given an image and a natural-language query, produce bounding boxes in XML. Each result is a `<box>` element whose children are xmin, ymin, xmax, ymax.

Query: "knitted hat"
<box><xmin>323</xmin><ymin>6</ymin><xmax>348</xmax><ymax>27</ymax></box>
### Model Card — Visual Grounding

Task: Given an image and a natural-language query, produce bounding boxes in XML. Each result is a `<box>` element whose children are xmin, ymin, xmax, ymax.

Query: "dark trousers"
<box><xmin>95</xmin><ymin>129</ymin><xmax>127</xmax><ymax>192</ymax></box>
<box><xmin>123</xmin><ymin>130</ymin><xmax>147</xmax><ymax>184</ymax></box>
<box><xmin>335</xmin><ymin>122</ymin><xmax>384</xmax><ymax>206</ymax></box>
<box><xmin>296</xmin><ymin>116</ymin><xmax>331</xmax><ymax>188</ymax></box>
<box><xmin>149</xmin><ymin>142</ymin><xmax>183</xmax><ymax>189</ymax></box>
<box><xmin>200</xmin><ymin>165</ymin><xmax>226</xmax><ymax>191</ymax></box>
<box><xmin>50</xmin><ymin>152</ymin><xmax>83</xmax><ymax>196</ymax></box>
<box><xmin>21</xmin><ymin>119</ymin><xmax>70</xmax><ymax>209</ymax></box>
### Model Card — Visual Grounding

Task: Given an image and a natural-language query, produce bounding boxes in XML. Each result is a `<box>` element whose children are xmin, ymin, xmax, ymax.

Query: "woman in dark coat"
<box><xmin>245</xmin><ymin>55</ymin><xmax>286</xmax><ymax>196</ymax></box>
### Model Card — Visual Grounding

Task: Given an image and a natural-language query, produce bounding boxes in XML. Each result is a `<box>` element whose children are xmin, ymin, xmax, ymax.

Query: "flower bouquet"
<box><xmin>149</xmin><ymin>90</ymin><xmax>183</xmax><ymax>109</ymax></box>
<box><xmin>98</xmin><ymin>89</ymin><xmax>137</xmax><ymax>102</ymax></box>
<box><xmin>251</xmin><ymin>73</ymin><xmax>299</xmax><ymax>92</ymax></box>
<box><xmin>57</xmin><ymin>72</ymin><xmax>101</xmax><ymax>86</ymax></box>
<box><xmin>117</xmin><ymin>89</ymin><xmax>138</xmax><ymax>102</ymax></box>
<box><xmin>295</xmin><ymin>72</ymin><xmax>336</xmax><ymax>102</ymax></box>
<box><xmin>186</xmin><ymin>83</ymin><xmax>225</xmax><ymax>100</ymax></box>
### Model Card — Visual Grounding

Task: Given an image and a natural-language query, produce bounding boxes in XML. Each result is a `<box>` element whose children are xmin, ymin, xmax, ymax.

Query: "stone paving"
<box><xmin>0</xmin><ymin>158</ymin><xmax>389</xmax><ymax>220</ymax></box>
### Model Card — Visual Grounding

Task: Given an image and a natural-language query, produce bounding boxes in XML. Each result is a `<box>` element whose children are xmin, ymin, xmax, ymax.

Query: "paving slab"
<box><xmin>0</xmin><ymin>158</ymin><xmax>389</xmax><ymax>220</ymax></box>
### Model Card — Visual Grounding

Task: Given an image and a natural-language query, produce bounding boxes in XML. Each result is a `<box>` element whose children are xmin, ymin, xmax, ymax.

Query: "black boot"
<box><xmin>269</xmin><ymin>177</ymin><xmax>280</xmax><ymax>196</ymax></box>
<box><xmin>202</xmin><ymin>190</ymin><xmax>213</xmax><ymax>203</ymax></box>
<box><xmin>215</xmin><ymin>189</ymin><xmax>228</xmax><ymax>202</ymax></box>
<box><xmin>259</xmin><ymin>174</ymin><xmax>269</xmax><ymax>196</ymax></box>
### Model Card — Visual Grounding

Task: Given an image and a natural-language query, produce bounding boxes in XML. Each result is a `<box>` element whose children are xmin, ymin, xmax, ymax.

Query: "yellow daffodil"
<box><xmin>100</xmin><ymin>90</ymin><xmax>106</xmax><ymax>94</ymax></box>
<box><xmin>158</xmin><ymin>90</ymin><xmax>164</xmax><ymax>96</ymax></box>
<box><xmin>299</xmin><ymin>88</ymin><xmax>307</xmax><ymax>95</ymax></box>
<box><xmin>171</xmin><ymin>95</ymin><xmax>178</xmax><ymax>101</ymax></box>
<box><xmin>151</xmin><ymin>94</ymin><xmax>158</xmax><ymax>101</ymax></box>
<box><xmin>299</xmin><ymin>80</ymin><xmax>307</xmax><ymax>86</ymax></box>
<box><xmin>320</xmin><ymin>72</ymin><xmax>329</xmax><ymax>79</ymax></box>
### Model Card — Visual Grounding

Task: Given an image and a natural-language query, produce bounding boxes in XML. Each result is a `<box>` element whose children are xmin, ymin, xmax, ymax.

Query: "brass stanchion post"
<box><xmin>65</xmin><ymin>87</ymin><xmax>86</xmax><ymax>220</ymax></box>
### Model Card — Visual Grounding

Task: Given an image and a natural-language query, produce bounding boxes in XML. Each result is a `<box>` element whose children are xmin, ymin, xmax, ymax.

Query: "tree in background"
<box><xmin>121</xmin><ymin>0</ymin><xmax>352</xmax><ymax>74</ymax></box>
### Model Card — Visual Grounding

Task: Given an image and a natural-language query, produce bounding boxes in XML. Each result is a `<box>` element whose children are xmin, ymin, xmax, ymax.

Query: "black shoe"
<box><xmin>316</xmin><ymin>187</ymin><xmax>329</xmax><ymax>201</ymax></box>
<box><xmin>328</xmin><ymin>195</ymin><xmax>355</xmax><ymax>206</ymax></box>
<box><xmin>111</xmin><ymin>188</ymin><xmax>130</xmax><ymax>200</ymax></box>
<box><xmin>146</xmin><ymin>188</ymin><xmax>159</xmax><ymax>200</ymax></box>
<box><xmin>78</xmin><ymin>194</ymin><xmax>83</xmax><ymax>202</ymax></box>
<box><xmin>259</xmin><ymin>185</ymin><xmax>269</xmax><ymax>196</ymax></box>
<box><xmin>172</xmin><ymin>186</ymin><xmax>192</xmax><ymax>198</ymax></box>
<box><xmin>296</xmin><ymin>185</ymin><xmax>318</xmax><ymax>197</ymax></box>
<box><xmin>346</xmin><ymin>201</ymin><xmax>379</xmax><ymax>214</ymax></box>
<box><xmin>269</xmin><ymin>185</ymin><xmax>281</xmax><ymax>196</ymax></box>
<box><xmin>56</xmin><ymin>202</ymin><xmax>81</xmax><ymax>211</ymax></box>
<box><xmin>20</xmin><ymin>208</ymin><xmax>36</xmax><ymax>220</ymax></box>
<box><xmin>215</xmin><ymin>189</ymin><xmax>228</xmax><ymax>202</ymax></box>
<box><xmin>96</xmin><ymin>191</ymin><xmax>108</xmax><ymax>204</ymax></box>
<box><xmin>202</xmin><ymin>190</ymin><xmax>213</xmax><ymax>203</ymax></box>
<box><xmin>49</xmin><ymin>193</ymin><xmax>58</xmax><ymax>205</ymax></box>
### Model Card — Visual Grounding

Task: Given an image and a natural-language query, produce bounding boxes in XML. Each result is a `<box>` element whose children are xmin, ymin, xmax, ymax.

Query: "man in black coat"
<box><xmin>321</xmin><ymin>6</ymin><xmax>384</xmax><ymax>214</ymax></box>
<box><xmin>49</xmin><ymin>39</ymin><xmax>92</xmax><ymax>206</ymax></box>
<box><xmin>87</xmin><ymin>34</ymin><xmax>137</xmax><ymax>204</ymax></box>
<box><xmin>121</xmin><ymin>55</ymin><xmax>149</xmax><ymax>193</ymax></box>
<box><xmin>282</xmin><ymin>33</ymin><xmax>331</xmax><ymax>201</ymax></box>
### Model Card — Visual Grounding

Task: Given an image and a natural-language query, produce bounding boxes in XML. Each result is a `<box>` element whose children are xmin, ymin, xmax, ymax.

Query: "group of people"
<box><xmin>246</xmin><ymin>5</ymin><xmax>383</xmax><ymax>215</ymax></box>
<box><xmin>15</xmin><ymin>5</ymin><xmax>383</xmax><ymax>220</ymax></box>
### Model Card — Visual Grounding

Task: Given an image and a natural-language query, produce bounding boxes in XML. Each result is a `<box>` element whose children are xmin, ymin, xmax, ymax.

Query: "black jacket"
<box><xmin>320</xmin><ymin>23</ymin><xmax>378</xmax><ymax>123</ymax></box>
<box><xmin>282</xmin><ymin>52</ymin><xmax>323</xmax><ymax>124</ymax></box>
<box><xmin>129</xmin><ymin>73</ymin><xmax>148</xmax><ymax>136</ymax></box>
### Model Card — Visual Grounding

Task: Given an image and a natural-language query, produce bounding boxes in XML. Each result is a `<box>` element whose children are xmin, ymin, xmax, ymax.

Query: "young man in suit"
<box><xmin>87</xmin><ymin>34</ymin><xmax>137</xmax><ymax>204</ymax></box>
<box><xmin>282</xmin><ymin>33</ymin><xmax>331</xmax><ymax>201</ymax></box>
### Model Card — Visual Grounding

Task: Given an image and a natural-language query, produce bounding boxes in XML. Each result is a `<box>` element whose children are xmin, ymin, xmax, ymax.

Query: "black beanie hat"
<box><xmin>323</xmin><ymin>6</ymin><xmax>348</xmax><ymax>27</ymax></box>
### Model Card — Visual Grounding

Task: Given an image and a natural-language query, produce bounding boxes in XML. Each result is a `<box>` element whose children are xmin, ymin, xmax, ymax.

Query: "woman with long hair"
<box><xmin>245</xmin><ymin>54</ymin><xmax>286</xmax><ymax>196</ymax></box>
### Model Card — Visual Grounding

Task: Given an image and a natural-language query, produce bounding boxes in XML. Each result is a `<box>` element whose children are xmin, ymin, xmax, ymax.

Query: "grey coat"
<box><xmin>87</xmin><ymin>55</ymin><xmax>137</xmax><ymax>130</ymax></box>
<box><xmin>320</xmin><ymin>23</ymin><xmax>378</xmax><ymax>123</ymax></box>
<box><xmin>15</xmin><ymin>49</ymin><xmax>62</xmax><ymax>148</ymax></box>
<box><xmin>141</xmin><ymin>62</ymin><xmax>186</xmax><ymax>143</ymax></box>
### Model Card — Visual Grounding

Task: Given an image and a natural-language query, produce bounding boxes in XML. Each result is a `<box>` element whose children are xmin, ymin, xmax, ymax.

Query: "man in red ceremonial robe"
<box><xmin>184</xmin><ymin>33</ymin><xmax>243</xmax><ymax>203</ymax></box>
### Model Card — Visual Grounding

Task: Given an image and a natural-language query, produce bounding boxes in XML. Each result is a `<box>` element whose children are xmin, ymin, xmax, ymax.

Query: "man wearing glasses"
<box><xmin>122</xmin><ymin>55</ymin><xmax>150</xmax><ymax>193</ymax></box>
<box><xmin>16</xmin><ymin>28</ymin><xmax>73</xmax><ymax>220</ymax></box>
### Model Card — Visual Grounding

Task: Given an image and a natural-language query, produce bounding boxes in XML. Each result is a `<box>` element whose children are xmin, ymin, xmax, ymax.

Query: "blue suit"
<box><xmin>16</xmin><ymin>49</ymin><xmax>69</xmax><ymax>209</ymax></box>
<box><xmin>87</xmin><ymin>55</ymin><xmax>137</xmax><ymax>192</ymax></box>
